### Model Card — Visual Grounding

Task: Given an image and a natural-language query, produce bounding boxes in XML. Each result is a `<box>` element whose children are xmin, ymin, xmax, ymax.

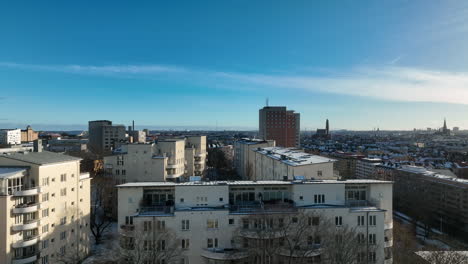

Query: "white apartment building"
<box><xmin>117</xmin><ymin>179</ymin><xmax>393</xmax><ymax>264</ymax></box>
<box><xmin>252</xmin><ymin>147</ymin><xmax>337</xmax><ymax>181</ymax></box>
<box><xmin>0</xmin><ymin>129</ymin><xmax>22</xmax><ymax>145</ymax></box>
<box><xmin>104</xmin><ymin>136</ymin><xmax>207</xmax><ymax>183</ymax></box>
<box><xmin>0</xmin><ymin>151</ymin><xmax>91</xmax><ymax>264</ymax></box>
<box><xmin>234</xmin><ymin>139</ymin><xmax>275</xmax><ymax>179</ymax></box>
<box><xmin>356</xmin><ymin>158</ymin><xmax>382</xmax><ymax>179</ymax></box>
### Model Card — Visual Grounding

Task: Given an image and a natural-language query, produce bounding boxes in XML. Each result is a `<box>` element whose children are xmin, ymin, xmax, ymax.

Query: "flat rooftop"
<box><xmin>117</xmin><ymin>179</ymin><xmax>392</xmax><ymax>188</ymax></box>
<box><xmin>254</xmin><ymin>147</ymin><xmax>336</xmax><ymax>166</ymax></box>
<box><xmin>0</xmin><ymin>151</ymin><xmax>81</xmax><ymax>165</ymax></box>
<box><xmin>237</xmin><ymin>138</ymin><xmax>271</xmax><ymax>145</ymax></box>
<box><xmin>0</xmin><ymin>167</ymin><xmax>27</xmax><ymax>179</ymax></box>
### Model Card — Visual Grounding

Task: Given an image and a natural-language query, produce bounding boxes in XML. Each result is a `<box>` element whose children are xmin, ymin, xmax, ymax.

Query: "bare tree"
<box><xmin>417</xmin><ymin>250</ymin><xmax>468</xmax><ymax>264</ymax></box>
<box><xmin>90</xmin><ymin>176</ymin><xmax>115</xmax><ymax>244</ymax></box>
<box><xmin>118</xmin><ymin>221</ymin><xmax>183</xmax><ymax>264</ymax></box>
<box><xmin>232</xmin><ymin>210</ymin><xmax>370</xmax><ymax>264</ymax></box>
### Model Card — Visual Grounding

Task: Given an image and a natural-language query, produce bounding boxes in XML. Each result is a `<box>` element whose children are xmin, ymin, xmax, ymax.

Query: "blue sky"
<box><xmin>1</xmin><ymin>0</ymin><xmax>468</xmax><ymax>130</ymax></box>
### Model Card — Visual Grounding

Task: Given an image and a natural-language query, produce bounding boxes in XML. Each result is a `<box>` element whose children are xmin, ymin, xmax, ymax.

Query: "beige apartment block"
<box><xmin>252</xmin><ymin>147</ymin><xmax>337</xmax><ymax>181</ymax></box>
<box><xmin>234</xmin><ymin>138</ymin><xmax>276</xmax><ymax>179</ymax></box>
<box><xmin>0</xmin><ymin>151</ymin><xmax>91</xmax><ymax>264</ymax></box>
<box><xmin>104</xmin><ymin>136</ymin><xmax>207</xmax><ymax>183</ymax></box>
<box><xmin>117</xmin><ymin>179</ymin><xmax>393</xmax><ymax>264</ymax></box>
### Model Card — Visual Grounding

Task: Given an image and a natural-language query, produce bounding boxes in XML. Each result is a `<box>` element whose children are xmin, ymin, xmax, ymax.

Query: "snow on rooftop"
<box><xmin>116</xmin><ymin>179</ymin><xmax>392</xmax><ymax>188</ymax></box>
<box><xmin>254</xmin><ymin>147</ymin><xmax>336</xmax><ymax>166</ymax></box>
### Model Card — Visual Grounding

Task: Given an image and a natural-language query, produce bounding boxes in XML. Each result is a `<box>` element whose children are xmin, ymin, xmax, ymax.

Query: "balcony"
<box><xmin>11</xmin><ymin>219</ymin><xmax>39</xmax><ymax>231</ymax></box>
<box><xmin>12</xmin><ymin>236</ymin><xmax>39</xmax><ymax>248</ymax></box>
<box><xmin>230</xmin><ymin>202</ymin><xmax>297</xmax><ymax>214</ymax></box>
<box><xmin>12</xmin><ymin>253</ymin><xmax>38</xmax><ymax>264</ymax></box>
<box><xmin>201</xmin><ymin>248</ymin><xmax>249</xmax><ymax>261</ymax></box>
<box><xmin>13</xmin><ymin>187</ymin><xmax>41</xmax><ymax>197</ymax></box>
<box><xmin>139</xmin><ymin>206</ymin><xmax>174</xmax><ymax>216</ymax></box>
<box><xmin>12</xmin><ymin>203</ymin><xmax>40</xmax><ymax>214</ymax></box>
<box><xmin>345</xmin><ymin>200</ymin><xmax>377</xmax><ymax>208</ymax></box>
<box><xmin>277</xmin><ymin>246</ymin><xmax>321</xmax><ymax>258</ymax></box>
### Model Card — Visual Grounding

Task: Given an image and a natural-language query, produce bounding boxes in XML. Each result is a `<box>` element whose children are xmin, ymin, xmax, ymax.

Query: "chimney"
<box><xmin>33</xmin><ymin>139</ymin><xmax>43</xmax><ymax>152</ymax></box>
<box><xmin>132</xmin><ymin>120</ymin><xmax>135</xmax><ymax>131</ymax></box>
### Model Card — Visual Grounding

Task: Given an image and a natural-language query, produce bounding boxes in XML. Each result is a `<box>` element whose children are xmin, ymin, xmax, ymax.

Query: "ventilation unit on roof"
<box><xmin>189</xmin><ymin>176</ymin><xmax>202</xmax><ymax>182</ymax></box>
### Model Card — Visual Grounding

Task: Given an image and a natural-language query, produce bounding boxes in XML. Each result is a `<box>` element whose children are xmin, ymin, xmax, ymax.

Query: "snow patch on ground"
<box><xmin>83</xmin><ymin>222</ymin><xmax>120</xmax><ymax>264</ymax></box>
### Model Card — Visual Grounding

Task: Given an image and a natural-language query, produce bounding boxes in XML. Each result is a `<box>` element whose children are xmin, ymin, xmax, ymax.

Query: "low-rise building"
<box><xmin>0</xmin><ymin>129</ymin><xmax>21</xmax><ymax>146</ymax></box>
<box><xmin>356</xmin><ymin>158</ymin><xmax>382</xmax><ymax>179</ymax></box>
<box><xmin>47</xmin><ymin>138</ymin><xmax>88</xmax><ymax>153</ymax></box>
<box><xmin>117</xmin><ymin>179</ymin><xmax>393</xmax><ymax>264</ymax></box>
<box><xmin>234</xmin><ymin>139</ymin><xmax>275</xmax><ymax>179</ymax></box>
<box><xmin>252</xmin><ymin>147</ymin><xmax>337</xmax><ymax>181</ymax></box>
<box><xmin>104</xmin><ymin>136</ymin><xmax>207</xmax><ymax>183</ymax></box>
<box><xmin>0</xmin><ymin>151</ymin><xmax>91</xmax><ymax>264</ymax></box>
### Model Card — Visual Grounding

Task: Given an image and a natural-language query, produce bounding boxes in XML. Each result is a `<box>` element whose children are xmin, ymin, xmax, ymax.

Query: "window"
<box><xmin>143</xmin><ymin>221</ymin><xmax>152</xmax><ymax>231</ymax></box>
<box><xmin>60</xmin><ymin>217</ymin><xmax>67</xmax><ymax>225</ymax></box>
<box><xmin>60</xmin><ymin>174</ymin><xmax>67</xmax><ymax>182</ymax></box>
<box><xmin>357</xmin><ymin>215</ymin><xmax>365</xmax><ymax>226</ymax></box>
<box><xmin>207</xmin><ymin>238</ymin><xmax>218</xmax><ymax>248</ymax></box>
<box><xmin>125</xmin><ymin>216</ymin><xmax>133</xmax><ymax>225</ymax></box>
<box><xmin>335</xmin><ymin>216</ymin><xmax>342</xmax><ymax>226</ymax></box>
<box><xmin>369</xmin><ymin>215</ymin><xmax>376</xmax><ymax>226</ymax></box>
<box><xmin>299</xmin><ymin>196</ymin><xmax>303</xmax><ymax>200</ymax></box>
<box><xmin>243</xmin><ymin>219</ymin><xmax>249</xmax><ymax>229</ymax></box>
<box><xmin>207</xmin><ymin>219</ymin><xmax>218</xmax><ymax>229</ymax></box>
<box><xmin>182</xmin><ymin>220</ymin><xmax>190</xmax><ymax>231</ymax></box>
<box><xmin>157</xmin><ymin>220</ymin><xmax>165</xmax><ymax>230</ymax></box>
<box><xmin>357</xmin><ymin>252</ymin><xmax>366</xmax><ymax>263</ymax></box>
<box><xmin>42</xmin><ymin>193</ymin><xmax>49</xmax><ymax>202</ymax></box>
<box><xmin>317</xmin><ymin>170</ymin><xmax>323</xmax><ymax>177</ymax></box>
<box><xmin>60</xmin><ymin>246</ymin><xmax>66</xmax><ymax>255</ymax></box>
<box><xmin>60</xmin><ymin>231</ymin><xmax>67</xmax><ymax>240</ymax></box>
<box><xmin>60</xmin><ymin>188</ymin><xmax>67</xmax><ymax>196</ymax></box>
<box><xmin>314</xmin><ymin>194</ymin><xmax>325</xmax><ymax>204</ymax></box>
<box><xmin>42</xmin><ymin>209</ymin><xmax>49</xmax><ymax>217</ymax></box>
<box><xmin>181</xmin><ymin>239</ymin><xmax>190</xmax><ymax>249</ymax></box>
<box><xmin>369</xmin><ymin>234</ymin><xmax>376</xmax><ymax>244</ymax></box>
<box><xmin>42</xmin><ymin>224</ymin><xmax>49</xmax><ymax>233</ymax></box>
<box><xmin>42</xmin><ymin>239</ymin><xmax>49</xmax><ymax>249</ymax></box>
<box><xmin>292</xmin><ymin>217</ymin><xmax>298</xmax><ymax>223</ymax></box>
<box><xmin>309</xmin><ymin>217</ymin><xmax>320</xmax><ymax>226</ymax></box>
<box><xmin>357</xmin><ymin>233</ymin><xmax>365</xmax><ymax>244</ymax></box>
<box><xmin>180</xmin><ymin>198</ymin><xmax>184</xmax><ymax>202</ymax></box>
<box><xmin>368</xmin><ymin>251</ymin><xmax>376</xmax><ymax>263</ymax></box>
<box><xmin>122</xmin><ymin>169</ymin><xmax>126</xmax><ymax>176</ymax></box>
<box><xmin>42</xmin><ymin>177</ymin><xmax>49</xmax><ymax>186</ymax></box>
<box><xmin>229</xmin><ymin>218</ymin><xmax>234</xmax><ymax>225</ymax></box>
<box><xmin>278</xmin><ymin>218</ymin><xmax>284</xmax><ymax>228</ymax></box>
<box><xmin>41</xmin><ymin>256</ymin><xmax>49</xmax><ymax>264</ymax></box>
<box><xmin>219</xmin><ymin>197</ymin><xmax>223</xmax><ymax>202</ymax></box>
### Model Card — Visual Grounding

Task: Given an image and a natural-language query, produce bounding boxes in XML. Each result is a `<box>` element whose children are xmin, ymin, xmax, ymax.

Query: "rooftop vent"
<box><xmin>189</xmin><ymin>176</ymin><xmax>202</xmax><ymax>182</ymax></box>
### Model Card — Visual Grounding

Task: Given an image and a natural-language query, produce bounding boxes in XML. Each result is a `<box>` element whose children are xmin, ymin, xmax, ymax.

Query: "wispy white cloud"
<box><xmin>2</xmin><ymin>62</ymin><xmax>468</xmax><ymax>105</ymax></box>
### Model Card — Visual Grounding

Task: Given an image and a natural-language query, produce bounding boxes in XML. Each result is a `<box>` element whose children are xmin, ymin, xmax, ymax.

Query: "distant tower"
<box><xmin>443</xmin><ymin>118</ymin><xmax>447</xmax><ymax>131</ymax></box>
<box><xmin>326</xmin><ymin>119</ymin><xmax>329</xmax><ymax>135</ymax></box>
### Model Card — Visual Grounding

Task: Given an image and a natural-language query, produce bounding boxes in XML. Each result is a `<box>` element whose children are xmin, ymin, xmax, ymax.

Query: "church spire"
<box><xmin>326</xmin><ymin>119</ymin><xmax>329</xmax><ymax>134</ymax></box>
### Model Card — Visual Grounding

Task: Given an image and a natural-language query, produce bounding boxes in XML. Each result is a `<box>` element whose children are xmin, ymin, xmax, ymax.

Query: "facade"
<box><xmin>374</xmin><ymin>164</ymin><xmax>468</xmax><ymax>242</ymax></box>
<box><xmin>129</xmin><ymin>130</ymin><xmax>146</xmax><ymax>143</ymax></box>
<box><xmin>234</xmin><ymin>139</ymin><xmax>275</xmax><ymax>179</ymax></box>
<box><xmin>0</xmin><ymin>129</ymin><xmax>22</xmax><ymax>146</ymax></box>
<box><xmin>0</xmin><ymin>151</ymin><xmax>91</xmax><ymax>264</ymax></box>
<box><xmin>356</xmin><ymin>158</ymin><xmax>382</xmax><ymax>179</ymax></box>
<box><xmin>47</xmin><ymin>139</ymin><xmax>88</xmax><ymax>153</ymax></box>
<box><xmin>88</xmin><ymin>120</ymin><xmax>126</xmax><ymax>155</ymax></box>
<box><xmin>259</xmin><ymin>106</ymin><xmax>300</xmax><ymax>148</ymax></box>
<box><xmin>117</xmin><ymin>179</ymin><xmax>393</xmax><ymax>264</ymax></box>
<box><xmin>251</xmin><ymin>147</ymin><xmax>337</xmax><ymax>181</ymax></box>
<box><xmin>20</xmin><ymin>126</ymin><xmax>39</xmax><ymax>143</ymax></box>
<box><xmin>327</xmin><ymin>153</ymin><xmax>364</xmax><ymax>179</ymax></box>
<box><xmin>104</xmin><ymin>136</ymin><xmax>207</xmax><ymax>183</ymax></box>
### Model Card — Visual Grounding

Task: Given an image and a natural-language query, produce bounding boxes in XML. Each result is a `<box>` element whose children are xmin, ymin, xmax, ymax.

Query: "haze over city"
<box><xmin>2</xmin><ymin>0</ymin><xmax>468</xmax><ymax>130</ymax></box>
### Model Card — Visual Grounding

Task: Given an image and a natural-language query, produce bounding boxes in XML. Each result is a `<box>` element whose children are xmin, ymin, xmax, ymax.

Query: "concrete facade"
<box><xmin>0</xmin><ymin>151</ymin><xmax>91</xmax><ymax>264</ymax></box>
<box><xmin>234</xmin><ymin>139</ymin><xmax>276</xmax><ymax>179</ymax></box>
<box><xmin>0</xmin><ymin>129</ymin><xmax>21</xmax><ymax>146</ymax></box>
<box><xmin>117</xmin><ymin>179</ymin><xmax>393</xmax><ymax>264</ymax></box>
<box><xmin>88</xmin><ymin>120</ymin><xmax>126</xmax><ymax>155</ymax></box>
<box><xmin>20</xmin><ymin>126</ymin><xmax>39</xmax><ymax>143</ymax></box>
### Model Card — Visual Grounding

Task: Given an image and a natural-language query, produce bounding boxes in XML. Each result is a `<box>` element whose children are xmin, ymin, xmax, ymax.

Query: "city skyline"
<box><xmin>2</xmin><ymin>1</ymin><xmax>468</xmax><ymax>130</ymax></box>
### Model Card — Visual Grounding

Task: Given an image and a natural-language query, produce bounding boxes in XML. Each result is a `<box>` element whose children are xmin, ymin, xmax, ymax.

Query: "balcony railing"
<box><xmin>230</xmin><ymin>202</ymin><xmax>297</xmax><ymax>213</ymax></box>
<box><xmin>345</xmin><ymin>200</ymin><xmax>377</xmax><ymax>208</ymax></box>
<box><xmin>139</xmin><ymin>206</ymin><xmax>174</xmax><ymax>215</ymax></box>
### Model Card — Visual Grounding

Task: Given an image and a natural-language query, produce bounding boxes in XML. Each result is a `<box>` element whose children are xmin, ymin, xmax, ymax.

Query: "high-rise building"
<box><xmin>117</xmin><ymin>179</ymin><xmax>393</xmax><ymax>264</ymax></box>
<box><xmin>259</xmin><ymin>106</ymin><xmax>300</xmax><ymax>148</ymax></box>
<box><xmin>0</xmin><ymin>151</ymin><xmax>91</xmax><ymax>264</ymax></box>
<box><xmin>20</xmin><ymin>126</ymin><xmax>39</xmax><ymax>143</ymax></box>
<box><xmin>88</xmin><ymin>120</ymin><xmax>126</xmax><ymax>155</ymax></box>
